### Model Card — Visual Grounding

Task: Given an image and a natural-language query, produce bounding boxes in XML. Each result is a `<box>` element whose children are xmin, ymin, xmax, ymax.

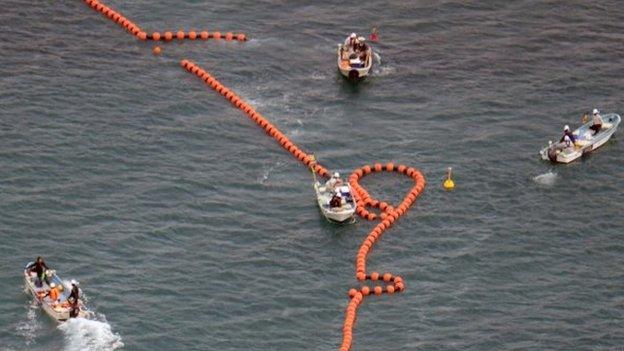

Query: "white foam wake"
<box><xmin>15</xmin><ymin>302</ymin><xmax>42</xmax><ymax>345</ymax></box>
<box><xmin>533</xmin><ymin>171</ymin><xmax>558</xmax><ymax>186</ymax></box>
<box><xmin>58</xmin><ymin>316</ymin><xmax>123</xmax><ymax>351</ymax></box>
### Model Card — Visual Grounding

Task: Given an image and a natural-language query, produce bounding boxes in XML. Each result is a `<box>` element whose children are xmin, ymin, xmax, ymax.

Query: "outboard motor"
<box><xmin>348</xmin><ymin>69</ymin><xmax>359</xmax><ymax>80</ymax></box>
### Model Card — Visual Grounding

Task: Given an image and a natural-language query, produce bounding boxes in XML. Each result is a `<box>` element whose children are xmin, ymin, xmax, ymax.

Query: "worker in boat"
<box><xmin>45</xmin><ymin>282</ymin><xmax>60</xmax><ymax>304</ymax></box>
<box><xmin>69</xmin><ymin>298</ymin><xmax>80</xmax><ymax>318</ymax></box>
<box><xmin>344</xmin><ymin>33</ymin><xmax>357</xmax><ymax>49</ymax></box>
<box><xmin>560</xmin><ymin>125</ymin><xmax>576</xmax><ymax>144</ymax></box>
<box><xmin>27</xmin><ymin>256</ymin><xmax>50</xmax><ymax>287</ymax></box>
<box><xmin>329</xmin><ymin>192</ymin><xmax>342</xmax><ymax>208</ymax></box>
<box><xmin>589</xmin><ymin>108</ymin><xmax>603</xmax><ymax>135</ymax></box>
<box><xmin>356</xmin><ymin>37</ymin><xmax>368</xmax><ymax>61</ymax></box>
<box><xmin>68</xmin><ymin>280</ymin><xmax>81</xmax><ymax>304</ymax></box>
<box><xmin>325</xmin><ymin>172</ymin><xmax>343</xmax><ymax>191</ymax></box>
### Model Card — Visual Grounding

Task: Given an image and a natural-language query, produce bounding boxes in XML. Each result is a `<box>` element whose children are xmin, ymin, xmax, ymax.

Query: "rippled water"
<box><xmin>1</xmin><ymin>1</ymin><xmax>624</xmax><ymax>350</ymax></box>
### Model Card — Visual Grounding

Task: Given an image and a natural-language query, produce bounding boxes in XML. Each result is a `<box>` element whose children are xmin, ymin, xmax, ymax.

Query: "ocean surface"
<box><xmin>1</xmin><ymin>1</ymin><xmax>624</xmax><ymax>350</ymax></box>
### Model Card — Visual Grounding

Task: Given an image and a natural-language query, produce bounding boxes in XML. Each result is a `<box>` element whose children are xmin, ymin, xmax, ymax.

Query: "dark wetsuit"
<box><xmin>69</xmin><ymin>286</ymin><xmax>80</xmax><ymax>303</ymax></box>
<box><xmin>330</xmin><ymin>195</ymin><xmax>342</xmax><ymax>208</ymax></box>
<box><xmin>559</xmin><ymin>130</ymin><xmax>576</xmax><ymax>144</ymax></box>
<box><xmin>68</xmin><ymin>285</ymin><xmax>81</xmax><ymax>318</ymax></box>
<box><xmin>27</xmin><ymin>261</ymin><xmax>50</xmax><ymax>286</ymax></box>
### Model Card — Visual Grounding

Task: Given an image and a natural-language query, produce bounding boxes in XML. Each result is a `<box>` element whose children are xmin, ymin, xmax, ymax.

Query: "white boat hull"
<box><xmin>337</xmin><ymin>44</ymin><xmax>373</xmax><ymax>80</ymax></box>
<box><xmin>314</xmin><ymin>182</ymin><xmax>356</xmax><ymax>223</ymax></box>
<box><xmin>539</xmin><ymin>113</ymin><xmax>620</xmax><ymax>163</ymax></box>
<box><xmin>24</xmin><ymin>263</ymin><xmax>92</xmax><ymax>322</ymax></box>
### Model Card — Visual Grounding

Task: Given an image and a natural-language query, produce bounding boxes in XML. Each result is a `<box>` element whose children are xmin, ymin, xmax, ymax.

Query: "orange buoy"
<box><xmin>152</xmin><ymin>32</ymin><xmax>161</xmax><ymax>41</ymax></box>
<box><xmin>176</xmin><ymin>31</ymin><xmax>185</xmax><ymax>40</ymax></box>
<box><xmin>188</xmin><ymin>31</ymin><xmax>197</xmax><ymax>40</ymax></box>
<box><xmin>237</xmin><ymin>33</ymin><xmax>246</xmax><ymax>41</ymax></box>
<box><xmin>213</xmin><ymin>31</ymin><xmax>221</xmax><ymax>39</ymax></box>
<box><xmin>152</xmin><ymin>46</ymin><xmax>162</xmax><ymax>55</ymax></box>
<box><xmin>164</xmin><ymin>31</ymin><xmax>173</xmax><ymax>41</ymax></box>
<box><xmin>200</xmin><ymin>31</ymin><xmax>209</xmax><ymax>40</ymax></box>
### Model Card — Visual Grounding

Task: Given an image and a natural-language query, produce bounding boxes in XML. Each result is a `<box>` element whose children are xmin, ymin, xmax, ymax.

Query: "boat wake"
<box><xmin>58</xmin><ymin>315</ymin><xmax>123</xmax><ymax>351</ymax></box>
<box><xmin>373</xmin><ymin>52</ymin><xmax>382</xmax><ymax>64</ymax></box>
<box><xmin>15</xmin><ymin>301</ymin><xmax>42</xmax><ymax>345</ymax></box>
<box><xmin>533</xmin><ymin>171</ymin><xmax>558</xmax><ymax>186</ymax></box>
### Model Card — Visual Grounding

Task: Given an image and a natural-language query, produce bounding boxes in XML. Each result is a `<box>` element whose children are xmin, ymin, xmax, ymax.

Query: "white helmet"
<box><xmin>564</xmin><ymin>125</ymin><xmax>570</xmax><ymax>131</ymax></box>
<box><xmin>593</xmin><ymin>108</ymin><xmax>599</xmax><ymax>115</ymax></box>
<box><xmin>350</xmin><ymin>33</ymin><xmax>356</xmax><ymax>38</ymax></box>
<box><xmin>333</xmin><ymin>172</ymin><xmax>340</xmax><ymax>178</ymax></box>
<box><xmin>358</xmin><ymin>36</ymin><xmax>366</xmax><ymax>42</ymax></box>
<box><xmin>50</xmin><ymin>283</ymin><xmax>56</xmax><ymax>288</ymax></box>
<box><xmin>70</xmin><ymin>279</ymin><xmax>79</xmax><ymax>286</ymax></box>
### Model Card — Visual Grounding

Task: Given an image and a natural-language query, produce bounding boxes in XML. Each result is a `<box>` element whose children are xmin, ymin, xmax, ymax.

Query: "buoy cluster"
<box><xmin>147</xmin><ymin>31</ymin><xmax>246</xmax><ymax>42</ymax></box>
<box><xmin>82</xmin><ymin>0</ymin><xmax>144</xmax><ymax>38</ymax></box>
<box><xmin>82</xmin><ymin>0</ymin><xmax>247</xmax><ymax>42</ymax></box>
<box><xmin>84</xmin><ymin>2</ymin><xmax>425</xmax><ymax>347</ymax></box>
<box><xmin>180</xmin><ymin>60</ymin><xmax>328</xmax><ymax>177</ymax></box>
<box><xmin>338</xmin><ymin>163</ymin><xmax>425</xmax><ymax>351</ymax></box>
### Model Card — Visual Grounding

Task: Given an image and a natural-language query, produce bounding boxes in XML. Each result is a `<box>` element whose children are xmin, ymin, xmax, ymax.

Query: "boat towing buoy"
<box><xmin>443</xmin><ymin>167</ymin><xmax>455</xmax><ymax>190</ymax></box>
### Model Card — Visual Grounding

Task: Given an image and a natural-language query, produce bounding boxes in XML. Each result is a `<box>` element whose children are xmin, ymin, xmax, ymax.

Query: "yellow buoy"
<box><xmin>443</xmin><ymin>167</ymin><xmax>455</xmax><ymax>190</ymax></box>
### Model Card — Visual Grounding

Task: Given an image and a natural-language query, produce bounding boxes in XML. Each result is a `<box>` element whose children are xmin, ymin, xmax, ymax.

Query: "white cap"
<box><xmin>358</xmin><ymin>36</ymin><xmax>366</xmax><ymax>42</ymax></box>
<box><xmin>50</xmin><ymin>283</ymin><xmax>56</xmax><ymax>288</ymax></box>
<box><xmin>71</xmin><ymin>279</ymin><xmax>79</xmax><ymax>286</ymax></box>
<box><xmin>564</xmin><ymin>125</ymin><xmax>569</xmax><ymax>131</ymax></box>
<box><xmin>350</xmin><ymin>33</ymin><xmax>356</xmax><ymax>38</ymax></box>
<box><xmin>333</xmin><ymin>172</ymin><xmax>340</xmax><ymax>178</ymax></box>
<box><xmin>593</xmin><ymin>108</ymin><xmax>599</xmax><ymax>114</ymax></box>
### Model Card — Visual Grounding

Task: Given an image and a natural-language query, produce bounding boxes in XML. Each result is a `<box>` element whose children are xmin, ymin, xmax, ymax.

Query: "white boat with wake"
<box><xmin>313</xmin><ymin>171</ymin><xmax>357</xmax><ymax>223</ymax></box>
<box><xmin>24</xmin><ymin>261</ymin><xmax>93</xmax><ymax>321</ymax></box>
<box><xmin>337</xmin><ymin>33</ymin><xmax>373</xmax><ymax>80</ymax></box>
<box><xmin>539</xmin><ymin>113</ymin><xmax>620</xmax><ymax>163</ymax></box>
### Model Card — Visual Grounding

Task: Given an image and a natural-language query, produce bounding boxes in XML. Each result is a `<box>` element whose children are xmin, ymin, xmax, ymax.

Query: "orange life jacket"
<box><xmin>49</xmin><ymin>287</ymin><xmax>59</xmax><ymax>301</ymax></box>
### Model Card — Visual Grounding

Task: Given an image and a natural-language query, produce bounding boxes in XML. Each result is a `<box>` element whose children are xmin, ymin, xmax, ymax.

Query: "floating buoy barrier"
<box><xmin>81</xmin><ymin>0</ymin><xmax>247</xmax><ymax>42</ymax></box>
<box><xmin>180</xmin><ymin>60</ymin><xmax>328</xmax><ymax>177</ymax></box>
<box><xmin>339</xmin><ymin>162</ymin><xmax>425</xmax><ymax>351</ymax></box>
<box><xmin>181</xmin><ymin>60</ymin><xmax>426</xmax><ymax>351</ymax></box>
<box><xmin>84</xmin><ymin>2</ymin><xmax>424</xmax><ymax>347</ymax></box>
<box><xmin>443</xmin><ymin>167</ymin><xmax>455</xmax><ymax>190</ymax></box>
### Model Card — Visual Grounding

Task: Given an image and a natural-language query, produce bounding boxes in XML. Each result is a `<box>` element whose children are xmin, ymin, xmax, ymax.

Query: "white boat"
<box><xmin>24</xmin><ymin>262</ymin><xmax>93</xmax><ymax>321</ymax></box>
<box><xmin>540</xmin><ymin>113</ymin><xmax>620</xmax><ymax>163</ymax></box>
<box><xmin>337</xmin><ymin>43</ymin><xmax>373</xmax><ymax>80</ymax></box>
<box><xmin>314</xmin><ymin>181</ymin><xmax>357</xmax><ymax>223</ymax></box>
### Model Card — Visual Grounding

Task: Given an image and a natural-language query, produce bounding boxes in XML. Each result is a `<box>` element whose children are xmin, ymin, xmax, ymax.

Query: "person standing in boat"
<box><xmin>27</xmin><ymin>256</ymin><xmax>50</xmax><ymax>287</ymax></box>
<box><xmin>344</xmin><ymin>33</ymin><xmax>357</xmax><ymax>49</ymax></box>
<box><xmin>356</xmin><ymin>37</ymin><xmax>368</xmax><ymax>61</ymax></box>
<box><xmin>68</xmin><ymin>280</ymin><xmax>81</xmax><ymax>304</ymax></box>
<box><xmin>589</xmin><ymin>108</ymin><xmax>603</xmax><ymax>135</ymax></box>
<box><xmin>325</xmin><ymin>172</ymin><xmax>343</xmax><ymax>191</ymax></box>
<box><xmin>560</xmin><ymin>125</ymin><xmax>576</xmax><ymax>144</ymax></box>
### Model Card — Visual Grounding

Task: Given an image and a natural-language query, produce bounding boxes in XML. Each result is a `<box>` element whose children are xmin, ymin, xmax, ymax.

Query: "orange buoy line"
<box><xmin>81</xmin><ymin>0</ymin><xmax>247</xmax><ymax>42</ymax></box>
<box><xmin>340</xmin><ymin>163</ymin><xmax>425</xmax><ymax>351</ymax></box>
<box><xmin>180</xmin><ymin>59</ymin><xmax>329</xmax><ymax>177</ymax></box>
<box><xmin>180</xmin><ymin>60</ymin><xmax>426</xmax><ymax>351</ymax></box>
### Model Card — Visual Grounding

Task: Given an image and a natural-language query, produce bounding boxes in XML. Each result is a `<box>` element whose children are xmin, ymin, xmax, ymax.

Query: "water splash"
<box><xmin>15</xmin><ymin>301</ymin><xmax>42</xmax><ymax>345</ymax></box>
<box><xmin>533</xmin><ymin>171</ymin><xmax>558</xmax><ymax>186</ymax></box>
<box><xmin>58</xmin><ymin>315</ymin><xmax>123</xmax><ymax>351</ymax></box>
<box><xmin>373</xmin><ymin>52</ymin><xmax>382</xmax><ymax>65</ymax></box>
